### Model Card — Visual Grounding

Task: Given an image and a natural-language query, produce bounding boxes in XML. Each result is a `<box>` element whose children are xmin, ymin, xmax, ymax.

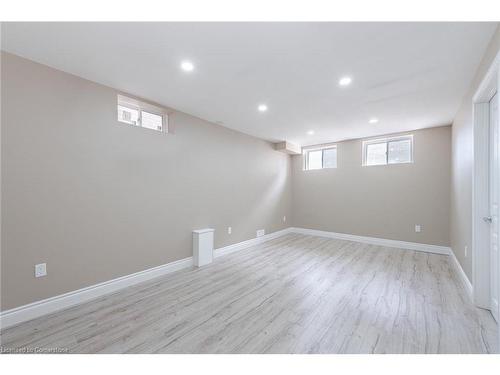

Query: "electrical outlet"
<box><xmin>228</xmin><ymin>226</ymin><xmax>232</xmax><ymax>235</ymax></box>
<box><xmin>415</xmin><ymin>225</ymin><xmax>421</xmax><ymax>233</ymax></box>
<box><xmin>35</xmin><ymin>263</ymin><xmax>47</xmax><ymax>278</ymax></box>
<box><xmin>283</xmin><ymin>216</ymin><xmax>286</xmax><ymax>223</ymax></box>
<box><xmin>256</xmin><ymin>229</ymin><xmax>265</xmax><ymax>238</ymax></box>
<box><xmin>465</xmin><ymin>245</ymin><xmax>468</xmax><ymax>257</ymax></box>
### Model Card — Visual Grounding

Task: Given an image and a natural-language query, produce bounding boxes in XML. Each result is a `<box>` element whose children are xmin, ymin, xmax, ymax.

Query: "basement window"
<box><xmin>362</xmin><ymin>135</ymin><xmax>413</xmax><ymax>166</ymax></box>
<box><xmin>117</xmin><ymin>95</ymin><xmax>167</xmax><ymax>132</ymax></box>
<box><xmin>304</xmin><ymin>145</ymin><xmax>337</xmax><ymax>170</ymax></box>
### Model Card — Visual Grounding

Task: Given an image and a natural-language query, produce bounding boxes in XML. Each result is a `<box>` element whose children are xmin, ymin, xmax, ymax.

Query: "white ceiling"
<box><xmin>1</xmin><ymin>22</ymin><xmax>497</xmax><ymax>146</ymax></box>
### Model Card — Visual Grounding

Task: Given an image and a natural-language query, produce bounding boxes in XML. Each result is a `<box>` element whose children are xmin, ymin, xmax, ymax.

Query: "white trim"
<box><xmin>472</xmin><ymin>50</ymin><xmax>500</xmax><ymax>310</ymax></box>
<box><xmin>0</xmin><ymin>226</ymin><xmax>452</xmax><ymax>330</ymax></box>
<box><xmin>362</xmin><ymin>134</ymin><xmax>414</xmax><ymax>167</ymax></box>
<box><xmin>289</xmin><ymin>227</ymin><xmax>450</xmax><ymax>255</ymax></box>
<box><xmin>0</xmin><ymin>228</ymin><xmax>292</xmax><ymax>329</ymax></box>
<box><xmin>214</xmin><ymin>228</ymin><xmax>293</xmax><ymax>258</ymax></box>
<box><xmin>473</xmin><ymin>51</ymin><xmax>500</xmax><ymax>103</ymax></box>
<box><xmin>449</xmin><ymin>248</ymin><xmax>473</xmax><ymax>300</ymax></box>
<box><xmin>0</xmin><ymin>257</ymin><xmax>193</xmax><ymax>330</ymax></box>
<box><xmin>117</xmin><ymin>94</ymin><xmax>168</xmax><ymax>133</ymax></box>
<box><xmin>303</xmin><ymin>145</ymin><xmax>338</xmax><ymax>171</ymax></box>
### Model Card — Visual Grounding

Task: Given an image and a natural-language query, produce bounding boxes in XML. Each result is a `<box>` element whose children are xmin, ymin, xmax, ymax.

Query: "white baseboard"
<box><xmin>0</xmin><ymin>227</ymin><xmax>293</xmax><ymax>330</ymax></box>
<box><xmin>0</xmin><ymin>226</ymin><xmax>452</xmax><ymax>330</ymax></box>
<box><xmin>289</xmin><ymin>227</ymin><xmax>451</xmax><ymax>255</ymax></box>
<box><xmin>0</xmin><ymin>256</ymin><xmax>194</xmax><ymax>330</ymax></box>
<box><xmin>214</xmin><ymin>227</ymin><xmax>293</xmax><ymax>258</ymax></box>
<box><xmin>448</xmin><ymin>249</ymin><xmax>473</xmax><ymax>300</ymax></box>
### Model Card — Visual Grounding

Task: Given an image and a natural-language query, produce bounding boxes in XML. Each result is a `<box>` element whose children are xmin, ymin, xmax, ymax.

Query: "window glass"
<box><xmin>117</xmin><ymin>95</ymin><xmax>166</xmax><ymax>133</ymax></box>
<box><xmin>141</xmin><ymin>111</ymin><xmax>163</xmax><ymax>131</ymax></box>
<box><xmin>307</xmin><ymin>150</ymin><xmax>323</xmax><ymax>170</ymax></box>
<box><xmin>366</xmin><ymin>142</ymin><xmax>387</xmax><ymax>166</ymax></box>
<box><xmin>117</xmin><ymin>105</ymin><xmax>139</xmax><ymax>126</ymax></box>
<box><xmin>388</xmin><ymin>139</ymin><xmax>411</xmax><ymax>164</ymax></box>
<box><xmin>322</xmin><ymin>148</ymin><xmax>337</xmax><ymax>168</ymax></box>
<box><xmin>305</xmin><ymin>146</ymin><xmax>337</xmax><ymax>170</ymax></box>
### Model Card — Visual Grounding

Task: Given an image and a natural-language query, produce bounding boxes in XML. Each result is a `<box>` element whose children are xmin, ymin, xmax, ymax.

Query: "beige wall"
<box><xmin>450</xmin><ymin>25</ymin><xmax>500</xmax><ymax>282</ymax></box>
<box><xmin>0</xmin><ymin>52</ymin><xmax>292</xmax><ymax>310</ymax></box>
<box><xmin>5</xmin><ymin>31</ymin><xmax>496</xmax><ymax>311</ymax></box>
<box><xmin>292</xmin><ymin>126</ymin><xmax>451</xmax><ymax>246</ymax></box>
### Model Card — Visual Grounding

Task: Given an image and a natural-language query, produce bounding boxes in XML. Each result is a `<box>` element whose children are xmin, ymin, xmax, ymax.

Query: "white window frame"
<box><xmin>362</xmin><ymin>134</ymin><xmax>413</xmax><ymax>166</ymax></box>
<box><xmin>303</xmin><ymin>144</ymin><xmax>338</xmax><ymax>171</ymax></box>
<box><xmin>117</xmin><ymin>94</ymin><xmax>168</xmax><ymax>133</ymax></box>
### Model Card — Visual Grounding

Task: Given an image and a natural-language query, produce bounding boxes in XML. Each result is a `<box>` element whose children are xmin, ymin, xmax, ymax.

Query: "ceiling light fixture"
<box><xmin>258</xmin><ymin>104</ymin><xmax>268</xmax><ymax>112</ymax></box>
<box><xmin>338</xmin><ymin>76</ymin><xmax>352</xmax><ymax>86</ymax></box>
<box><xmin>307</xmin><ymin>130</ymin><xmax>315</xmax><ymax>135</ymax></box>
<box><xmin>368</xmin><ymin>118</ymin><xmax>379</xmax><ymax>124</ymax></box>
<box><xmin>180</xmin><ymin>61</ymin><xmax>195</xmax><ymax>72</ymax></box>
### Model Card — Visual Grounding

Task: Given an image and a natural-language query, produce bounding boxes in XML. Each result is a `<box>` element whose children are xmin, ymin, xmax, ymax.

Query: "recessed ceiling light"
<box><xmin>307</xmin><ymin>130</ymin><xmax>315</xmax><ymax>135</ymax></box>
<box><xmin>180</xmin><ymin>61</ymin><xmax>194</xmax><ymax>72</ymax></box>
<box><xmin>258</xmin><ymin>104</ymin><xmax>268</xmax><ymax>112</ymax></box>
<box><xmin>369</xmin><ymin>118</ymin><xmax>379</xmax><ymax>124</ymax></box>
<box><xmin>338</xmin><ymin>76</ymin><xmax>352</xmax><ymax>86</ymax></box>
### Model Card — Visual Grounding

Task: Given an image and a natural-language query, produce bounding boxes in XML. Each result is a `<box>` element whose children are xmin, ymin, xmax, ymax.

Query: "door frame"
<box><xmin>472</xmin><ymin>50</ymin><xmax>500</xmax><ymax>317</ymax></box>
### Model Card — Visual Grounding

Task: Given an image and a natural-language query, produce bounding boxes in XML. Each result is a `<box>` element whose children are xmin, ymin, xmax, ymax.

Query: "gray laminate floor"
<box><xmin>0</xmin><ymin>233</ymin><xmax>497</xmax><ymax>353</ymax></box>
